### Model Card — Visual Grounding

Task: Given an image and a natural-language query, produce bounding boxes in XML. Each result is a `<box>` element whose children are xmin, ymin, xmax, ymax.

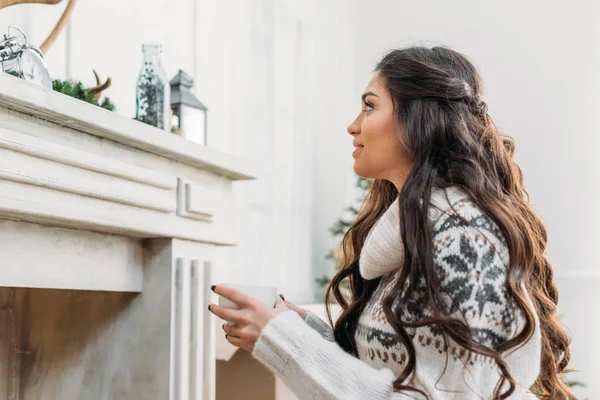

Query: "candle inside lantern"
<box><xmin>170</xmin><ymin>70</ymin><xmax>208</xmax><ymax>146</ymax></box>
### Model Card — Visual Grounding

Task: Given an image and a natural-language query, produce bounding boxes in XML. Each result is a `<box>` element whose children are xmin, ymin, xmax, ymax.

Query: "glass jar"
<box><xmin>135</xmin><ymin>44</ymin><xmax>170</xmax><ymax>130</ymax></box>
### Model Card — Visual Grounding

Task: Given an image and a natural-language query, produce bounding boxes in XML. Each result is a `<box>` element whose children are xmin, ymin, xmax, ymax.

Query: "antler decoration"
<box><xmin>87</xmin><ymin>70</ymin><xmax>111</xmax><ymax>100</ymax></box>
<box><xmin>0</xmin><ymin>0</ymin><xmax>61</xmax><ymax>8</ymax></box>
<box><xmin>0</xmin><ymin>0</ymin><xmax>77</xmax><ymax>54</ymax></box>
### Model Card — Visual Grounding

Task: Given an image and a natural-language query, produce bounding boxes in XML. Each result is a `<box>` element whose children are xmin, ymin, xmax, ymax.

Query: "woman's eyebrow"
<box><xmin>361</xmin><ymin>91</ymin><xmax>379</xmax><ymax>102</ymax></box>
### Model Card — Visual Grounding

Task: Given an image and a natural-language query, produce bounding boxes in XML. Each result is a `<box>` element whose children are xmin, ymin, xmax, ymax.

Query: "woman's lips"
<box><xmin>352</xmin><ymin>145</ymin><xmax>364</xmax><ymax>157</ymax></box>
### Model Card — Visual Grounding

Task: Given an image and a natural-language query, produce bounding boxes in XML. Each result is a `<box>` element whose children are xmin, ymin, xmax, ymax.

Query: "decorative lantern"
<box><xmin>170</xmin><ymin>70</ymin><xmax>208</xmax><ymax>145</ymax></box>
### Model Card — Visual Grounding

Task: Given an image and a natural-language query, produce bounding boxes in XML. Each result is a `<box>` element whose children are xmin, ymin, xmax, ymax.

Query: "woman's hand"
<box><xmin>208</xmin><ymin>285</ymin><xmax>290</xmax><ymax>352</ymax></box>
<box><xmin>281</xmin><ymin>296</ymin><xmax>308</xmax><ymax>320</ymax></box>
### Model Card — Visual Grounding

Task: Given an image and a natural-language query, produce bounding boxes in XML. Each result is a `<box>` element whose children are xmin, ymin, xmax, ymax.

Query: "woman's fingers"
<box><xmin>226</xmin><ymin>334</ymin><xmax>246</xmax><ymax>350</ymax></box>
<box><xmin>223</xmin><ymin>323</ymin><xmax>253</xmax><ymax>352</ymax></box>
<box><xmin>211</xmin><ymin>285</ymin><xmax>252</xmax><ymax>308</ymax></box>
<box><xmin>209</xmin><ymin>304</ymin><xmax>244</xmax><ymax>323</ymax></box>
<box><xmin>223</xmin><ymin>323</ymin><xmax>243</xmax><ymax>338</ymax></box>
<box><xmin>284</xmin><ymin>300</ymin><xmax>300</xmax><ymax>311</ymax></box>
<box><xmin>208</xmin><ymin>285</ymin><xmax>284</xmax><ymax>353</ymax></box>
<box><xmin>283</xmin><ymin>299</ymin><xmax>307</xmax><ymax>320</ymax></box>
<box><xmin>274</xmin><ymin>296</ymin><xmax>287</xmax><ymax>310</ymax></box>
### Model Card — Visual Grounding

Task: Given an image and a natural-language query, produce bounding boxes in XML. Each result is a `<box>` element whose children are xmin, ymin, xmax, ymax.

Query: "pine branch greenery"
<box><xmin>52</xmin><ymin>79</ymin><xmax>116</xmax><ymax>111</ymax></box>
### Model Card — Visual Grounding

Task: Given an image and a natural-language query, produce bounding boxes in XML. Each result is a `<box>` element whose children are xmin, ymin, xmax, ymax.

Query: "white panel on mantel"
<box><xmin>0</xmin><ymin>129</ymin><xmax>176</xmax><ymax>213</ymax></box>
<box><xmin>0</xmin><ymin>219</ymin><xmax>143</xmax><ymax>292</ymax></box>
<box><xmin>177</xmin><ymin>178</ymin><xmax>220</xmax><ymax>222</ymax></box>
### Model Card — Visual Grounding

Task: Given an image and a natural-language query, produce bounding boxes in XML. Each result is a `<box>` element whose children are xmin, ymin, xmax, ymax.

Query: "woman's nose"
<box><xmin>347</xmin><ymin>117</ymin><xmax>360</xmax><ymax>136</ymax></box>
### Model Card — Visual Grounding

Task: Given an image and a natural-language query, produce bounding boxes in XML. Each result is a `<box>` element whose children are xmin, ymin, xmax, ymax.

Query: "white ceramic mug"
<box><xmin>217</xmin><ymin>283</ymin><xmax>278</xmax><ymax>324</ymax></box>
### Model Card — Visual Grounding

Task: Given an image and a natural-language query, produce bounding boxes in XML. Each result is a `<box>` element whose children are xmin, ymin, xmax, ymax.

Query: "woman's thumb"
<box><xmin>274</xmin><ymin>295</ymin><xmax>286</xmax><ymax>309</ymax></box>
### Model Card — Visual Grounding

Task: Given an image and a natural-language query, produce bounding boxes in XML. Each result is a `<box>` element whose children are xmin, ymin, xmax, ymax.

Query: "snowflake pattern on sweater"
<box><xmin>356</xmin><ymin>194</ymin><xmax>523</xmax><ymax>376</ymax></box>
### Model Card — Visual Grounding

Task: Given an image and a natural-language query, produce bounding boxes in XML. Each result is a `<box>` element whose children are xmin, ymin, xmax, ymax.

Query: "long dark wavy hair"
<box><xmin>325</xmin><ymin>46</ymin><xmax>574</xmax><ymax>399</ymax></box>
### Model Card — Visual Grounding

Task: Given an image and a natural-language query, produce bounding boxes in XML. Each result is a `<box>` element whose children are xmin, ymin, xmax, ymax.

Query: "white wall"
<box><xmin>217</xmin><ymin>0</ymin><xmax>355</xmax><ymax>303</ymax></box>
<box><xmin>308</xmin><ymin>2</ymin><xmax>359</xmax><ymax>300</ymax></box>
<box><xmin>350</xmin><ymin>0</ymin><xmax>599</xmax><ymax>397</ymax></box>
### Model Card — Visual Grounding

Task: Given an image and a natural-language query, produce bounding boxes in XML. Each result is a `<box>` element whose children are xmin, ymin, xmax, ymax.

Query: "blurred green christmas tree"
<box><xmin>315</xmin><ymin>176</ymin><xmax>372</xmax><ymax>294</ymax></box>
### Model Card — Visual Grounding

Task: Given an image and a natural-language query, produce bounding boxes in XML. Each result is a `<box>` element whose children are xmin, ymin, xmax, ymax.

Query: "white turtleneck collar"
<box><xmin>358</xmin><ymin>186</ymin><xmax>469</xmax><ymax>280</ymax></box>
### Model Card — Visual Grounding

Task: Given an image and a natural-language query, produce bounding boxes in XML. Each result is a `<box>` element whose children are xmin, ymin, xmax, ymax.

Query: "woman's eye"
<box><xmin>363</xmin><ymin>102</ymin><xmax>373</xmax><ymax>112</ymax></box>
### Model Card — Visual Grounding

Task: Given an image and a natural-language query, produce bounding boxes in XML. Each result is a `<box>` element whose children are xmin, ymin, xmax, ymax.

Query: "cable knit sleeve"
<box><xmin>253</xmin><ymin>310</ymin><xmax>415</xmax><ymax>400</ymax></box>
<box><xmin>304</xmin><ymin>310</ymin><xmax>335</xmax><ymax>342</ymax></box>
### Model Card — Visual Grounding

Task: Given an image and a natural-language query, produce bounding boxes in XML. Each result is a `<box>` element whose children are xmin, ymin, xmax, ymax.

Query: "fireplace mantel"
<box><xmin>0</xmin><ymin>74</ymin><xmax>255</xmax><ymax>399</ymax></box>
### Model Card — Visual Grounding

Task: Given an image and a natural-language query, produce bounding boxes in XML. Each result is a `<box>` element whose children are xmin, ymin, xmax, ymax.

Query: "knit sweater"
<box><xmin>253</xmin><ymin>187</ymin><xmax>541</xmax><ymax>399</ymax></box>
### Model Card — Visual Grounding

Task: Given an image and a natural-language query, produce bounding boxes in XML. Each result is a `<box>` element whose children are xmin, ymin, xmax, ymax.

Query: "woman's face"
<box><xmin>347</xmin><ymin>73</ymin><xmax>413</xmax><ymax>190</ymax></box>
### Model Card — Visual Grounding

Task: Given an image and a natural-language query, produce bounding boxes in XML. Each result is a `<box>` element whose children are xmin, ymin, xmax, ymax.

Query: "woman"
<box><xmin>209</xmin><ymin>46</ymin><xmax>574</xmax><ymax>399</ymax></box>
